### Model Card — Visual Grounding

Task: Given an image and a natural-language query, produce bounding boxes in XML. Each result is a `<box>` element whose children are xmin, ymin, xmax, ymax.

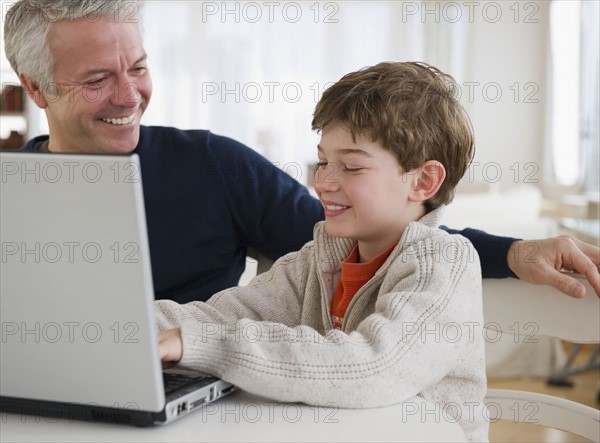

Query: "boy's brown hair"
<box><xmin>311</xmin><ymin>61</ymin><xmax>474</xmax><ymax>211</ymax></box>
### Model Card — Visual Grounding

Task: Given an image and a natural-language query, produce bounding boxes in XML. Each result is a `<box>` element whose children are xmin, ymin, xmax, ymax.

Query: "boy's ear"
<box><xmin>408</xmin><ymin>160</ymin><xmax>446</xmax><ymax>203</ymax></box>
<box><xmin>19</xmin><ymin>74</ymin><xmax>49</xmax><ymax>109</ymax></box>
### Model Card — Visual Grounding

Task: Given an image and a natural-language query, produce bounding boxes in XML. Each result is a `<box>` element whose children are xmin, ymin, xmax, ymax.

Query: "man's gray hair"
<box><xmin>4</xmin><ymin>0</ymin><xmax>143</xmax><ymax>90</ymax></box>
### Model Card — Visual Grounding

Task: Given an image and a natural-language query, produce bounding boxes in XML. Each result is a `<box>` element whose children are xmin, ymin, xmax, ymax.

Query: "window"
<box><xmin>548</xmin><ymin>0</ymin><xmax>599</xmax><ymax>194</ymax></box>
<box><xmin>549</xmin><ymin>0</ymin><xmax>580</xmax><ymax>187</ymax></box>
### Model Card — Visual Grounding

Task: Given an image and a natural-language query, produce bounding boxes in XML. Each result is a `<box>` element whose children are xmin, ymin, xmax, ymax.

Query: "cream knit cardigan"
<box><xmin>156</xmin><ymin>208</ymin><xmax>488</xmax><ymax>441</ymax></box>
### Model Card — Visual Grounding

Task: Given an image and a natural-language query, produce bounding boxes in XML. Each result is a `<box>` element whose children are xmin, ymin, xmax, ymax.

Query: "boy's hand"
<box><xmin>508</xmin><ymin>236</ymin><xmax>600</xmax><ymax>298</ymax></box>
<box><xmin>159</xmin><ymin>328</ymin><xmax>183</xmax><ymax>362</ymax></box>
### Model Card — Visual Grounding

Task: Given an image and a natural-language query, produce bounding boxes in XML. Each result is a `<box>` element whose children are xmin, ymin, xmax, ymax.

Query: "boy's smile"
<box><xmin>321</xmin><ymin>199</ymin><xmax>351</xmax><ymax>217</ymax></box>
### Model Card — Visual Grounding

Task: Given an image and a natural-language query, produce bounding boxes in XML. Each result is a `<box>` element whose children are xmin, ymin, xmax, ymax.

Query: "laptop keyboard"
<box><xmin>162</xmin><ymin>372</ymin><xmax>215</xmax><ymax>395</ymax></box>
<box><xmin>163</xmin><ymin>373</ymin><xmax>200</xmax><ymax>394</ymax></box>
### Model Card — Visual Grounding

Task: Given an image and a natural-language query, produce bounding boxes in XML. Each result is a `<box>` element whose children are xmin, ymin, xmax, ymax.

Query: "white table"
<box><xmin>1</xmin><ymin>390</ymin><xmax>466</xmax><ymax>442</ymax></box>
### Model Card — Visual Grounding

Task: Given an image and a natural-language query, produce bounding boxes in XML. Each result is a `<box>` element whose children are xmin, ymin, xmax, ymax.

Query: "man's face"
<box><xmin>43</xmin><ymin>18</ymin><xmax>152</xmax><ymax>153</ymax></box>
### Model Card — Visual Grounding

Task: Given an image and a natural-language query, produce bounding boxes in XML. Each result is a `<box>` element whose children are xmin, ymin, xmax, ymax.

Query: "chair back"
<box><xmin>482</xmin><ymin>274</ymin><xmax>600</xmax><ymax>441</ymax></box>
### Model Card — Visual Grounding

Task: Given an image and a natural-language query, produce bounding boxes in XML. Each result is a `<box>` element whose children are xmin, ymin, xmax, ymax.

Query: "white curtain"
<box><xmin>141</xmin><ymin>1</ymin><xmax>425</xmax><ymax>184</ymax></box>
<box><xmin>546</xmin><ymin>0</ymin><xmax>599</xmax><ymax>193</ymax></box>
<box><xmin>580</xmin><ymin>0</ymin><xmax>600</xmax><ymax>196</ymax></box>
<box><xmin>4</xmin><ymin>1</ymin><xmax>559</xmax><ymax>193</ymax></box>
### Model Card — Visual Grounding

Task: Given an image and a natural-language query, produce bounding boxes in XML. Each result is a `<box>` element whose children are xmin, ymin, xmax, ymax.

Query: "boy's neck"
<box><xmin>355</xmin><ymin>206</ymin><xmax>426</xmax><ymax>263</ymax></box>
<box><xmin>355</xmin><ymin>241</ymin><xmax>398</xmax><ymax>264</ymax></box>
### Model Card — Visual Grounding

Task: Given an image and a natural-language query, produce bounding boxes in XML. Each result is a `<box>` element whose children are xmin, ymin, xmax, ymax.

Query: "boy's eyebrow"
<box><xmin>339</xmin><ymin>148</ymin><xmax>373</xmax><ymax>158</ymax></box>
<box><xmin>317</xmin><ymin>145</ymin><xmax>373</xmax><ymax>158</ymax></box>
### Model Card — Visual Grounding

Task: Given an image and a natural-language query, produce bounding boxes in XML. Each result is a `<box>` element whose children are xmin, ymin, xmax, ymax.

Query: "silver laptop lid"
<box><xmin>1</xmin><ymin>152</ymin><xmax>164</xmax><ymax>411</ymax></box>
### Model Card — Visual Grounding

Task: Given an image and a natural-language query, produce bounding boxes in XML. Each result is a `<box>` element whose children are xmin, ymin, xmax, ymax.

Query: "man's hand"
<box><xmin>508</xmin><ymin>235</ymin><xmax>600</xmax><ymax>298</ymax></box>
<box><xmin>159</xmin><ymin>328</ymin><xmax>183</xmax><ymax>363</ymax></box>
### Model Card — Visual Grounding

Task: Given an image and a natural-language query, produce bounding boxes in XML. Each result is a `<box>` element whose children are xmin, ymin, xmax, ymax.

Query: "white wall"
<box><xmin>459</xmin><ymin>1</ymin><xmax>549</xmax><ymax>191</ymax></box>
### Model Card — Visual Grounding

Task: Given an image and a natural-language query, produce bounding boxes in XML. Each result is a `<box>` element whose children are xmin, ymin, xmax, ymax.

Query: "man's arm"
<box><xmin>443</xmin><ymin>226</ymin><xmax>600</xmax><ymax>298</ymax></box>
<box><xmin>440</xmin><ymin>226</ymin><xmax>518</xmax><ymax>278</ymax></box>
<box><xmin>508</xmin><ymin>236</ymin><xmax>600</xmax><ymax>298</ymax></box>
<box><xmin>209</xmin><ymin>133</ymin><xmax>323</xmax><ymax>260</ymax></box>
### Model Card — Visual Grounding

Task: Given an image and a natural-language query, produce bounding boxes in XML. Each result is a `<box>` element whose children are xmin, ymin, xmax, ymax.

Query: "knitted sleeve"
<box><xmin>154</xmin><ymin>246</ymin><xmax>311</xmax><ymax>332</ymax></box>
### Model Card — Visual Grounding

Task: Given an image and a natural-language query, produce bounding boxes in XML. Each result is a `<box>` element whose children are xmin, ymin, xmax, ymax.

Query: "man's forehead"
<box><xmin>48</xmin><ymin>17</ymin><xmax>143</xmax><ymax>47</ymax></box>
<box><xmin>48</xmin><ymin>19</ymin><xmax>145</xmax><ymax>70</ymax></box>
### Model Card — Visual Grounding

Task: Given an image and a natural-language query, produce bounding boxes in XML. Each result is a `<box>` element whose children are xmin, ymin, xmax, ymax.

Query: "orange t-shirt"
<box><xmin>331</xmin><ymin>243</ymin><xmax>397</xmax><ymax>329</ymax></box>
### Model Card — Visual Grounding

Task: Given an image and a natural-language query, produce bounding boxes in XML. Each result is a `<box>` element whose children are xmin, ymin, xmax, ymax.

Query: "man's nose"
<box><xmin>110</xmin><ymin>74</ymin><xmax>141</xmax><ymax>108</ymax></box>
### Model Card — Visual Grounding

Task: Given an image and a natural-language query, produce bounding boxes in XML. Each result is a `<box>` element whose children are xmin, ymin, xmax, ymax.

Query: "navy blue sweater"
<box><xmin>20</xmin><ymin>125</ymin><xmax>517</xmax><ymax>303</ymax></box>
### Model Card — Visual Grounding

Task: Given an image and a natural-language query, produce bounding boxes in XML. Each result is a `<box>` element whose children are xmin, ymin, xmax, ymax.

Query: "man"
<box><xmin>4</xmin><ymin>0</ymin><xmax>599</xmax><ymax>303</ymax></box>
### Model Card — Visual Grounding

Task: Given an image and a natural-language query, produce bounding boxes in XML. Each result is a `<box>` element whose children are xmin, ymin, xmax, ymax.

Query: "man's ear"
<box><xmin>19</xmin><ymin>73</ymin><xmax>48</xmax><ymax>109</ymax></box>
<box><xmin>408</xmin><ymin>160</ymin><xmax>446</xmax><ymax>203</ymax></box>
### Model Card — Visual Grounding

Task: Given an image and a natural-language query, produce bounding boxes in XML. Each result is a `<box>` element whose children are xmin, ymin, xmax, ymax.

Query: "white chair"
<box><xmin>247</xmin><ymin>247</ymin><xmax>274</xmax><ymax>275</ymax></box>
<box><xmin>239</xmin><ymin>248</ymin><xmax>274</xmax><ymax>286</ymax></box>
<box><xmin>482</xmin><ymin>274</ymin><xmax>600</xmax><ymax>441</ymax></box>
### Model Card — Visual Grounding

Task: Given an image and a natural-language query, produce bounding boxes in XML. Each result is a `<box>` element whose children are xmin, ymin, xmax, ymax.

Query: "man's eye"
<box><xmin>86</xmin><ymin>78</ymin><xmax>106</xmax><ymax>87</ymax></box>
<box><xmin>315</xmin><ymin>162</ymin><xmax>329</xmax><ymax>170</ymax></box>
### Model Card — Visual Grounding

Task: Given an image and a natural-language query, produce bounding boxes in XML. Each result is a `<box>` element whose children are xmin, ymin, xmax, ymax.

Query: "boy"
<box><xmin>157</xmin><ymin>62</ymin><xmax>487</xmax><ymax>441</ymax></box>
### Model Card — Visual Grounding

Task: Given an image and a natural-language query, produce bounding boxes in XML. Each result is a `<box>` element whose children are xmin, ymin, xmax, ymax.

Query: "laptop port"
<box><xmin>220</xmin><ymin>385</ymin><xmax>236</xmax><ymax>396</ymax></box>
<box><xmin>176</xmin><ymin>401</ymin><xmax>188</xmax><ymax>415</ymax></box>
<box><xmin>190</xmin><ymin>397</ymin><xmax>207</xmax><ymax>410</ymax></box>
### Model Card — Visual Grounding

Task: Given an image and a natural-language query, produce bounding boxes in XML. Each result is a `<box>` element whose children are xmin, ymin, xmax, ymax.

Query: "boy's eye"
<box><xmin>315</xmin><ymin>162</ymin><xmax>362</xmax><ymax>172</ymax></box>
<box><xmin>343</xmin><ymin>166</ymin><xmax>363</xmax><ymax>172</ymax></box>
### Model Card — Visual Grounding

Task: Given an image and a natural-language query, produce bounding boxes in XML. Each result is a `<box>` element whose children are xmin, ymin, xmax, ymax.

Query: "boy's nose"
<box><xmin>314</xmin><ymin>163</ymin><xmax>340</xmax><ymax>193</ymax></box>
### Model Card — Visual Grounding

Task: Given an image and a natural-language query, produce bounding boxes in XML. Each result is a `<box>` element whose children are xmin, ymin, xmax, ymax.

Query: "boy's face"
<box><xmin>41</xmin><ymin>18</ymin><xmax>152</xmax><ymax>153</ymax></box>
<box><xmin>315</xmin><ymin>125</ymin><xmax>423</xmax><ymax>262</ymax></box>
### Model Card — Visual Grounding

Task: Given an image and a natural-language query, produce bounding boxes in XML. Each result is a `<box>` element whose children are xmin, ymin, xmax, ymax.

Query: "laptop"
<box><xmin>0</xmin><ymin>152</ymin><xmax>235</xmax><ymax>426</ymax></box>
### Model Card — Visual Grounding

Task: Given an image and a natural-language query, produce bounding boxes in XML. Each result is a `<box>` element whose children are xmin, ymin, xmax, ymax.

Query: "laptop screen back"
<box><xmin>1</xmin><ymin>152</ymin><xmax>164</xmax><ymax>411</ymax></box>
